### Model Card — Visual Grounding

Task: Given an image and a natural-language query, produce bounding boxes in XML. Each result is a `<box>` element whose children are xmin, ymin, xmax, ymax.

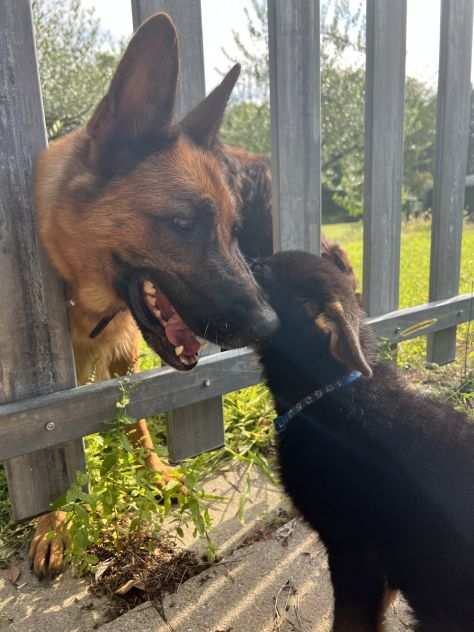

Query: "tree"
<box><xmin>221</xmin><ymin>0</ymin><xmax>437</xmax><ymax>221</ymax></box>
<box><xmin>32</xmin><ymin>0</ymin><xmax>120</xmax><ymax>140</ymax></box>
<box><xmin>222</xmin><ymin>102</ymin><xmax>271</xmax><ymax>155</ymax></box>
<box><xmin>221</xmin><ymin>0</ymin><xmax>366</xmax><ymax>219</ymax></box>
<box><xmin>403</xmin><ymin>78</ymin><xmax>436</xmax><ymax>210</ymax></box>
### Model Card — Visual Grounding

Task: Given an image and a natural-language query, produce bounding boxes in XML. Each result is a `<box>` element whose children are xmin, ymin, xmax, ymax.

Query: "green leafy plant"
<box><xmin>55</xmin><ymin>380</ymin><xmax>221</xmax><ymax>573</ymax></box>
<box><xmin>44</xmin><ymin>367</ymin><xmax>277</xmax><ymax>575</ymax></box>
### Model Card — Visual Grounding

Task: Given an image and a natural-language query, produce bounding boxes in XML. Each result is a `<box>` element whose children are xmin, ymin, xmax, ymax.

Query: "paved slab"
<box><xmin>0</xmin><ymin>558</ymin><xmax>108</xmax><ymax>632</ymax></box>
<box><xmin>0</xmin><ymin>467</ymin><xmax>414</xmax><ymax>631</ymax></box>
<box><xmin>0</xmin><ymin>467</ymin><xmax>289</xmax><ymax>632</ymax></box>
<box><xmin>177</xmin><ymin>466</ymin><xmax>291</xmax><ymax>555</ymax></box>
<box><xmin>101</xmin><ymin>518</ymin><xmax>413</xmax><ymax>632</ymax></box>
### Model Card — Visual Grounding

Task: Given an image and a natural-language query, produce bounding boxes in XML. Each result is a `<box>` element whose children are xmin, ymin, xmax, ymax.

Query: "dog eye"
<box><xmin>232</xmin><ymin>223</ymin><xmax>242</xmax><ymax>238</ymax></box>
<box><xmin>171</xmin><ymin>216</ymin><xmax>195</xmax><ymax>233</ymax></box>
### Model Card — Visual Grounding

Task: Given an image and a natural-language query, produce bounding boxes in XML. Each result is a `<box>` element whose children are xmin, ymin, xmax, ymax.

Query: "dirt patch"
<box><xmin>91</xmin><ymin>507</ymin><xmax>297</xmax><ymax>623</ymax></box>
<box><xmin>235</xmin><ymin>507</ymin><xmax>294</xmax><ymax>550</ymax></box>
<box><xmin>403</xmin><ymin>362</ymin><xmax>473</xmax><ymax>415</ymax></box>
<box><xmin>90</xmin><ymin>532</ymin><xmax>210</xmax><ymax>621</ymax></box>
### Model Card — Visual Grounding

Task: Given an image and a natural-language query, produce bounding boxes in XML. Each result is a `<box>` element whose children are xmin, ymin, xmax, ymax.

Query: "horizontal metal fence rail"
<box><xmin>1</xmin><ymin>293</ymin><xmax>472</xmax><ymax>463</ymax></box>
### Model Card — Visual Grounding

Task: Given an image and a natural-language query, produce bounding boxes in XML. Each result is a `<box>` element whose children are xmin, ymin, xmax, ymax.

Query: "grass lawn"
<box><xmin>324</xmin><ymin>218</ymin><xmax>474</xmax><ymax>363</ymax></box>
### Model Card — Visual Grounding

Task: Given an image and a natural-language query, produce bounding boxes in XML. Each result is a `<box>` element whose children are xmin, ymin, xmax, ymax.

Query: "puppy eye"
<box><xmin>171</xmin><ymin>216</ymin><xmax>195</xmax><ymax>233</ymax></box>
<box><xmin>301</xmin><ymin>299</ymin><xmax>320</xmax><ymax>316</ymax></box>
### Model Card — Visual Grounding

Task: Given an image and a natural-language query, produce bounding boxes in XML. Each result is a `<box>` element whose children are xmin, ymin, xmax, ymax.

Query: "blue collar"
<box><xmin>274</xmin><ymin>370</ymin><xmax>362</xmax><ymax>434</ymax></box>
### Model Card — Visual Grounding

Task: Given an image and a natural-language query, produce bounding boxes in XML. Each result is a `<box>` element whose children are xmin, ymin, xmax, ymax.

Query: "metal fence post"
<box><xmin>268</xmin><ymin>0</ymin><xmax>321</xmax><ymax>254</ymax></box>
<box><xmin>0</xmin><ymin>0</ymin><xmax>84</xmax><ymax>520</ymax></box>
<box><xmin>427</xmin><ymin>0</ymin><xmax>473</xmax><ymax>364</ymax></box>
<box><xmin>131</xmin><ymin>0</ymin><xmax>225</xmax><ymax>461</ymax></box>
<box><xmin>363</xmin><ymin>0</ymin><xmax>407</xmax><ymax>318</ymax></box>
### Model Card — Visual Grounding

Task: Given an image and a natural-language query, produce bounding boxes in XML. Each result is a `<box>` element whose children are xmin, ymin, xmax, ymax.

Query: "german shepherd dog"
<box><xmin>29</xmin><ymin>13</ymin><xmax>278</xmax><ymax>578</ymax></box>
<box><xmin>251</xmin><ymin>250</ymin><xmax>474</xmax><ymax>631</ymax></box>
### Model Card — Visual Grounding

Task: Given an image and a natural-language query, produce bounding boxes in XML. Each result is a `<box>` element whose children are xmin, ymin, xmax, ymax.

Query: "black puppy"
<box><xmin>251</xmin><ymin>250</ymin><xmax>474</xmax><ymax>632</ymax></box>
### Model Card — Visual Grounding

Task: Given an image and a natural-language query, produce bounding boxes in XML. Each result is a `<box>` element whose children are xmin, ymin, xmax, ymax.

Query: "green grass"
<box><xmin>324</xmin><ymin>219</ymin><xmax>474</xmax><ymax>363</ymax></box>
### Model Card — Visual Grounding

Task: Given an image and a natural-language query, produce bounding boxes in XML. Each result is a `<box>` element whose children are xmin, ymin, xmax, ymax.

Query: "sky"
<box><xmin>81</xmin><ymin>0</ymin><xmax>471</xmax><ymax>93</ymax></box>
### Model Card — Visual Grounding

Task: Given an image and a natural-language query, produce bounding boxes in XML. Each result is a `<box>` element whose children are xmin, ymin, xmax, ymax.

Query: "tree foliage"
<box><xmin>32</xmin><ymin>0</ymin><xmax>120</xmax><ymax>140</ymax></box>
<box><xmin>403</xmin><ymin>78</ymin><xmax>436</xmax><ymax>209</ymax></box>
<box><xmin>221</xmin><ymin>0</ymin><xmax>437</xmax><ymax>220</ymax></box>
<box><xmin>221</xmin><ymin>102</ymin><xmax>271</xmax><ymax>155</ymax></box>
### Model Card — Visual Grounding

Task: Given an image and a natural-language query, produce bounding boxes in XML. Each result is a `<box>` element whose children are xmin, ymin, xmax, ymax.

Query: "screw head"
<box><xmin>203</xmin><ymin>378</ymin><xmax>211</xmax><ymax>388</ymax></box>
<box><xmin>45</xmin><ymin>421</ymin><xmax>56</xmax><ymax>431</ymax></box>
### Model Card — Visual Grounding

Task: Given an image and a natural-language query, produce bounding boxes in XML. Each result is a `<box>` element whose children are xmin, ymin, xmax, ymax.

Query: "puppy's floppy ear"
<box><xmin>315</xmin><ymin>301</ymin><xmax>372</xmax><ymax>377</ymax></box>
<box><xmin>87</xmin><ymin>13</ymin><xmax>178</xmax><ymax>170</ymax></box>
<box><xmin>180</xmin><ymin>64</ymin><xmax>241</xmax><ymax>149</ymax></box>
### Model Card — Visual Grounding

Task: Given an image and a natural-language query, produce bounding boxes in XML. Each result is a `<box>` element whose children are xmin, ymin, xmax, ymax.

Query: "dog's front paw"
<box><xmin>28</xmin><ymin>511</ymin><xmax>68</xmax><ymax>579</ymax></box>
<box><xmin>147</xmin><ymin>455</ymin><xmax>188</xmax><ymax>496</ymax></box>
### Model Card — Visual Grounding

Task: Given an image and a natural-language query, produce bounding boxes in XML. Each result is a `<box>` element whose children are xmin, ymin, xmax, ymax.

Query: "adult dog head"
<box><xmin>35</xmin><ymin>13</ymin><xmax>278</xmax><ymax>370</ymax></box>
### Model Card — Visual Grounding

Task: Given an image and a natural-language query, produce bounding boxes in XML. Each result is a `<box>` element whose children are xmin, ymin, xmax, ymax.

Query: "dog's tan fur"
<box><xmin>29</xmin><ymin>13</ymin><xmax>277</xmax><ymax>578</ymax></box>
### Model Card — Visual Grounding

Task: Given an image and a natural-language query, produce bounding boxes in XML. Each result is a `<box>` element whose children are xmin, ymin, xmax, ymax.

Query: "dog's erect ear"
<box><xmin>315</xmin><ymin>301</ymin><xmax>372</xmax><ymax>377</ymax></box>
<box><xmin>87</xmin><ymin>13</ymin><xmax>178</xmax><ymax>168</ymax></box>
<box><xmin>180</xmin><ymin>64</ymin><xmax>241</xmax><ymax>149</ymax></box>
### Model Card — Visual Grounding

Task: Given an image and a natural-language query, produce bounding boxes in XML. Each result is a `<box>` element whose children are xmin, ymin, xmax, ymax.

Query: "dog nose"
<box><xmin>248</xmin><ymin>305</ymin><xmax>279</xmax><ymax>340</ymax></box>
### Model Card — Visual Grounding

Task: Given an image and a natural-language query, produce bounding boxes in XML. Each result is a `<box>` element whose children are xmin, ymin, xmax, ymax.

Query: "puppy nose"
<box><xmin>250</xmin><ymin>260</ymin><xmax>272</xmax><ymax>285</ymax></box>
<box><xmin>248</xmin><ymin>305</ymin><xmax>279</xmax><ymax>340</ymax></box>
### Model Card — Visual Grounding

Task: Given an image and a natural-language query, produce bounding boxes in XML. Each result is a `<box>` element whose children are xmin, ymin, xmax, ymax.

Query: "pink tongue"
<box><xmin>155</xmin><ymin>290</ymin><xmax>175</xmax><ymax>321</ymax></box>
<box><xmin>165</xmin><ymin>314</ymin><xmax>201</xmax><ymax>356</ymax></box>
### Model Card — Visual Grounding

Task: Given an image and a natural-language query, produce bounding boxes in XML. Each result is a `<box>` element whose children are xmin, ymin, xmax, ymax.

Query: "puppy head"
<box><xmin>252</xmin><ymin>249</ymin><xmax>372</xmax><ymax>378</ymax></box>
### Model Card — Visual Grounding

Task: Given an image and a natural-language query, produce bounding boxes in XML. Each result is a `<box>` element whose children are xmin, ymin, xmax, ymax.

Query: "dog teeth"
<box><xmin>143</xmin><ymin>280</ymin><xmax>156</xmax><ymax>296</ymax></box>
<box><xmin>155</xmin><ymin>310</ymin><xmax>167</xmax><ymax>325</ymax></box>
<box><xmin>181</xmin><ymin>355</ymin><xmax>195</xmax><ymax>366</ymax></box>
<box><xmin>174</xmin><ymin>345</ymin><xmax>184</xmax><ymax>357</ymax></box>
<box><xmin>197</xmin><ymin>336</ymin><xmax>207</xmax><ymax>348</ymax></box>
<box><xmin>144</xmin><ymin>295</ymin><xmax>163</xmax><ymax>319</ymax></box>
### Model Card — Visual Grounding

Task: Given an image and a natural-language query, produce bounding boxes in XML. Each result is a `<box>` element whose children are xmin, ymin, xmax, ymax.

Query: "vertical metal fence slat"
<box><xmin>427</xmin><ymin>0</ymin><xmax>473</xmax><ymax>364</ymax></box>
<box><xmin>131</xmin><ymin>0</ymin><xmax>205</xmax><ymax>119</ymax></box>
<box><xmin>131</xmin><ymin>0</ymin><xmax>224</xmax><ymax>462</ymax></box>
<box><xmin>1</xmin><ymin>0</ymin><xmax>84</xmax><ymax>520</ymax></box>
<box><xmin>363</xmin><ymin>0</ymin><xmax>407</xmax><ymax>318</ymax></box>
<box><xmin>268</xmin><ymin>0</ymin><xmax>321</xmax><ymax>253</ymax></box>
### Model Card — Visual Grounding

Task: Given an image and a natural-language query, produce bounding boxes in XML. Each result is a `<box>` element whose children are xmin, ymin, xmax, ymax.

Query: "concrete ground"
<box><xmin>101</xmin><ymin>520</ymin><xmax>413</xmax><ymax>632</ymax></box>
<box><xmin>0</xmin><ymin>468</ymin><xmax>413</xmax><ymax>631</ymax></box>
<box><xmin>0</xmin><ymin>559</ymin><xmax>108</xmax><ymax>631</ymax></box>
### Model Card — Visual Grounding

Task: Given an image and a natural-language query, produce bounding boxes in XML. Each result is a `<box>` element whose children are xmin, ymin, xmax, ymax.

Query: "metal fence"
<box><xmin>1</xmin><ymin>0</ymin><xmax>473</xmax><ymax>521</ymax></box>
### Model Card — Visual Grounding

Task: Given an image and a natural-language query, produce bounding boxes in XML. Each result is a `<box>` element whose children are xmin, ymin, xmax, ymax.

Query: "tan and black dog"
<box><xmin>30</xmin><ymin>13</ymin><xmax>278</xmax><ymax>578</ymax></box>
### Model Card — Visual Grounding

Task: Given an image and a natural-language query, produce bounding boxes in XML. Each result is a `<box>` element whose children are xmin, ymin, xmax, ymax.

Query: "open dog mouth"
<box><xmin>125</xmin><ymin>276</ymin><xmax>204</xmax><ymax>371</ymax></box>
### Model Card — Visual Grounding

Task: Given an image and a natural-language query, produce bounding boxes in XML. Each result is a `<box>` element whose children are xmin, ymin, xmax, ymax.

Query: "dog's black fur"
<box><xmin>252</xmin><ymin>250</ymin><xmax>474</xmax><ymax>632</ymax></box>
